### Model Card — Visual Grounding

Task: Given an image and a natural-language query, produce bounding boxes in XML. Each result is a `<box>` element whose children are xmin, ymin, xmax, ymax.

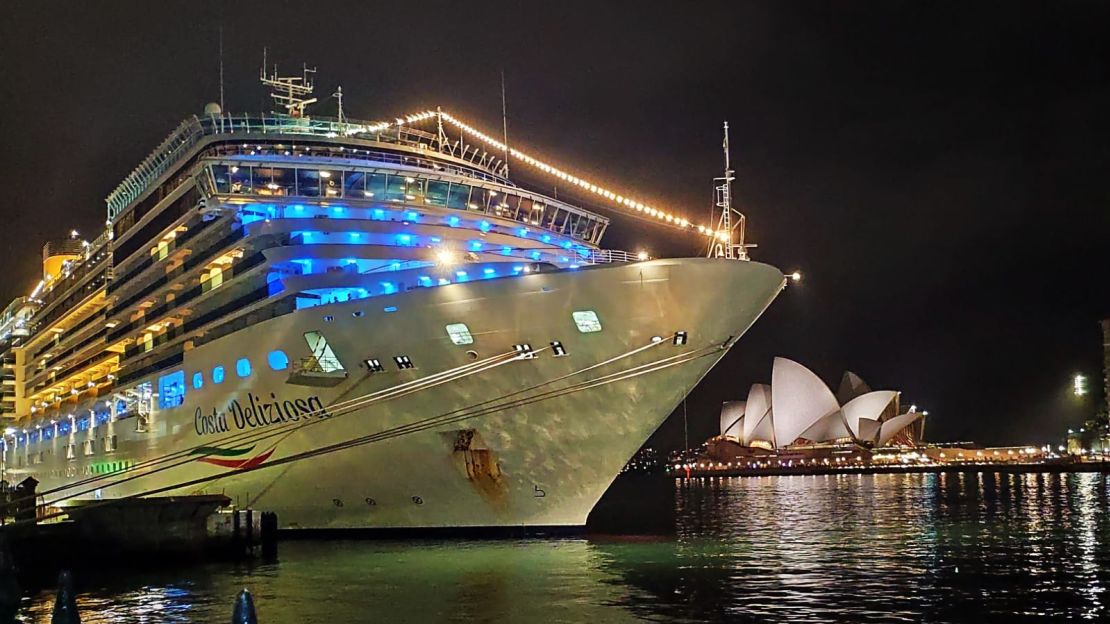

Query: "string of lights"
<box><xmin>364</xmin><ymin>110</ymin><xmax>729</xmax><ymax>241</ymax></box>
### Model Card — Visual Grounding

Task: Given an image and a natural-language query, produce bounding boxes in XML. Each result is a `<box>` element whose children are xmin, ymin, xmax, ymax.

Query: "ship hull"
<box><xmin>15</xmin><ymin>258</ymin><xmax>783</xmax><ymax>530</ymax></box>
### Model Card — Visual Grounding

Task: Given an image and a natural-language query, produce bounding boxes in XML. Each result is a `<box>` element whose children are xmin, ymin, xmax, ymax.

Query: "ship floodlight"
<box><xmin>789</xmin><ymin>271</ymin><xmax>802</xmax><ymax>282</ymax></box>
<box><xmin>436</xmin><ymin>250</ymin><xmax>457</xmax><ymax>266</ymax></box>
<box><xmin>636</xmin><ymin>251</ymin><xmax>649</xmax><ymax>261</ymax></box>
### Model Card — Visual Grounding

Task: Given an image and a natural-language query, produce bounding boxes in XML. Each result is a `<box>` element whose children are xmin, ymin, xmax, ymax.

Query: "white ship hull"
<box><xmin>10</xmin><ymin>258</ymin><xmax>782</xmax><ymax>531</ymax></box>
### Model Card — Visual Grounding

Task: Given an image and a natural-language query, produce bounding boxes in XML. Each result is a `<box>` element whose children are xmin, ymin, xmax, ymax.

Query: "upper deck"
<box><xmin>110</xmin><ymin>113</ymin><xmax>515</xmax><ymax>222</ymax></box>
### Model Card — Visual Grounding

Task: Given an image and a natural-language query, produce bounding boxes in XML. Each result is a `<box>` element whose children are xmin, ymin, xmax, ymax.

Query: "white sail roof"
<box><xmin>741</xmin><ymin>384</ymin><xmax>772</xmax><ymax>445</ymax></box>
<box><xmin>837</xmin><ymin>371</ymin><xmax>872</xmax><ymax>404</ymax></box>
<box><xmin>877</xmin><ymin>412</ymin><xmax>924</xmax><ymax>447</ymax></box>
<box><xmin>771</xmin><ymin>357</ymin><xmax>841</xmax><ymax>447</ymax></box>
<box><xmin>798</xmin><ymin>410</ymin><xmax>851</xmax><ymax>443</ymax></box>
<box><xmin>857</xmin><ymin>418</ymin><xmax>881</xmax><ymax>443</ymax></box>
<box><xmin>719</xmin><ymin>401</ymin><xmax>745</xmax><ymax>439</ymax></box>
<box><xmin>841</xmin><ymin>391</ymin><xmax>898</xmax><ymax>439</ymax></box>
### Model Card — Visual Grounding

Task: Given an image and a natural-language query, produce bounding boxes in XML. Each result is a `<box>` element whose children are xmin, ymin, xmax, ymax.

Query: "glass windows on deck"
<box><xmin>208</xmin><ymin>163</ymin><xmax>607</xmax><ymax>245</ymax></box>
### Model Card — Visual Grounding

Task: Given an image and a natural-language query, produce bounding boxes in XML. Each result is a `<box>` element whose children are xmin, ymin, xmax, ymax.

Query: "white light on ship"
<box><xmin>436</xmin><ymin>250</ymin><xmax>456</xmax><ymax>265</ymax></box>
<box><xmin>636</xmin><ymin>251</ymin><xmax>649</xmax><ymax>261</ymax></box>
<box><xmin>789</xmin><ymin>271</ymin><xmax>802</xmax><ymax>282</ymax></box>
<box><xmin>319</xmin><ymin>171</ymin><xmax>332</xmax><ymax>178</ymax></box>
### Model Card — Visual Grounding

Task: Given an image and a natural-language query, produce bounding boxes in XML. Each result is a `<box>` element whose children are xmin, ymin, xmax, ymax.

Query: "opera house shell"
<box><xmin>719</xmin><ymin>357</ymin><xmax>924</xmax><ymax>449</ymax></box>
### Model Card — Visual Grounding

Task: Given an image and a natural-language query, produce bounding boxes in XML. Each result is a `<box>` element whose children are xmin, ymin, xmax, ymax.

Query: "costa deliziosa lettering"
<box><xmin>195</xmin><ymin>392</ymin><xmax>329</xmax><ymax>435</ymax></box>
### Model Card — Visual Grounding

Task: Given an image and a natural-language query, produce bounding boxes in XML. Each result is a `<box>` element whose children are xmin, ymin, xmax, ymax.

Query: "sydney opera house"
<box><xmin>715</xmin><ymin>357</ymin><xmax>925</xmax><ymax>452</ymax></box>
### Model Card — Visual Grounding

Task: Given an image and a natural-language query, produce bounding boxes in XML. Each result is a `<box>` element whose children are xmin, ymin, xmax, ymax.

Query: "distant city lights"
<box><xmin>1074</xmin><ymin>374</ymin><xmax>1088</xmax><ymax>397</ymax></box>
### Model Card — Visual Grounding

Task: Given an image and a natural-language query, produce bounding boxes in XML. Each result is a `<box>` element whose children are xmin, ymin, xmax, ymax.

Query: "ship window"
<box><xmin>323</xmin><ymin>315</ymin><xmax>334</xmax><ymax>322</ymax></box>
<box><xmin>673</xmin><ymin>331</ymin><xmax>688</xmax><ymax>346</ymax></box>
<box><xmin>304</xmin><ymin>331</ymin><xmax>344</xmax><ymax>373</ymax></box>
<box><xmin>446</xmin><ymin>183</ymin><xmax>472</xmax><ymax>210</ymax></box>
<box><xmin>213</xmin><ymin>366</ymin><xmax>225</xmax><ymax>384</ymax></box>
<box><xmin>268</xmin><ymin>350</ymin><xmax>289</xmax><ymax>371</ymax></box>
<box><xmin>236</xmin><ymin>358</ymin><xmax>252</xmax><ymax>378</ymax></box>
<box><xmin>192</xmin><ymin>372</ymin><xmax>204</xmax><ymax>389</ymax></box>
<box><xmin>296</xmin><ymin>168</ymin><xmax>322</xmax><ymax>197</ymax></box>
<box><xmin>393</xmin><ymin>355</ymin><xmax>414</xmax><ymax>370</ymax></box>
<box><xmin>551</xmin><ymin>341</ymin><xmax>567</xmax><ymax>357</ymax></box>
<box><xmin>343</xmin><ymin>171</ymin><xmax>366</xmax><ymax>196</ymax></box>
<box><xmin>366</xmin><ymin>173</ymin><xmax>388</xmax><ymax>199</ymax></box>
<box><xmin>384</xmin><ymin>174</ymin><xmax>408</xmax><ymax>201</ymax></box>
<box><xmin>157</xmin><ymin>370</ymin><xmax>185</xmax><ymax>409</ymax></box>
<box><xmin>445</xmin><ymin>323</ymin><xmax>474</xmax><ymax>345</ymax></box>
<box><xmin>572</xmin><ymin>311</ymin><xmax>602</xmax><ymax>333</ymax></box>
<box><xmin>352</xmin><ymin>311</ymin><xmax>365</xmax><ymax>318</ymax></box>
<box><xmin>364</xmin><ymin>358</ymin><xmax>385</xmax><ymax>373</ymax></box>
<box><xmin>513</xmin><ymin>344</ymin><xmax>536</xmax><ymax>359</ymax></box>
<box><xmin>426</xmin><ymin>181</ymin><xmax>449</xmax><ymax>207</ymax></box>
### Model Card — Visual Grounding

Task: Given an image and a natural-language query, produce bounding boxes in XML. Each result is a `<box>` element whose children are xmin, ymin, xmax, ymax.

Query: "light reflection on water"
<box><xmin>15</xmin><ymin>472</ymin><xmax>1110</xmax><ymax>622</ymax></box>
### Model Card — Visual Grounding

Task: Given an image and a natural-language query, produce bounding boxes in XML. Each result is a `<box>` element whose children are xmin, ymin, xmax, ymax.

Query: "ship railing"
<box><xmin>583</xmin><ymin>249</ymin><xmax>640</xmax><ymax>264</ymax></box>
<box><xmin>108</xmin><ymin>113</ymin><xmax>509</xmax><ymax>220</ymax></box>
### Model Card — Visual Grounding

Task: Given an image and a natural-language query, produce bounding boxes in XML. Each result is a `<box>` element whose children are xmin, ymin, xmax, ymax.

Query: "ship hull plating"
<box><xmin>20</xmin><ymin>258</ymin><xmax>783</xmax><ymax>530</ymax></box>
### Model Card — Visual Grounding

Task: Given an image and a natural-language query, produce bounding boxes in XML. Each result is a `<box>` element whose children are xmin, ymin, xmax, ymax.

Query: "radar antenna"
<box><xmin>260</xmin><ymin>48</ymin><xmax>317</xmax><ymax>118</ymax></box>
<box><xmin>707</xmin><ymin>121</ymin><xmax>749</xmax><ymax>260</ymax></box>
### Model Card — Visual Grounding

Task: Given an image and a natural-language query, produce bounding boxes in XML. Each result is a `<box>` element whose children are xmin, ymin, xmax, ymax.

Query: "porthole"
<box><xmin>466</xmin><ymin>350</ymin><xmax>479</xmax><ymax>360</ymax></box>
<box><xmin>268</xmin><ymin>350</ymin><xmax>289</xmax><ymax>371</ymax></box>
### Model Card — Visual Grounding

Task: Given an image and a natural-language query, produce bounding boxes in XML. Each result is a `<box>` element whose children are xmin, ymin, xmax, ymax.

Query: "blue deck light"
<box><xmin>380</xmin><ymin>282</ymin><xmax>397</xmax><ymax>294</ymax></box>
<box><xmin>372</xmin><ymin>208</ymin><xmax>385</xmax><ymax>220</ymax></box>
<box><xmin>542</xmin><ymin>235</ymin><xmax>551</xmax><ymax>243</ymax></box>
<box><xmin>405</xmin><ymin>211</ymin><xmax>419</xmax><ymax>222</ymax></box>
<box><xmin>501</xmin><ymin>246</ymin><xmax>513</xmax><ymax>256</ymax></box>
<box><xmin>530</xmin><ymin>251</ymin><xmax>542</xmax><ymax>260</ymax></box>
<box><xmin>470</xmin><ymin>240</ymin><xmax>483</xmax><ymax>251</ymax></box>
<box><xmin>397</xmin><ymin>234</ymin><xmax>413</xmax><ymax>245</ymax></box>
<box><xmin>479</xmin><ymin>220</ymin><xmax>491</xmax><ymax>233</ymax></box>
<box><xmin>448</xmin><ymin>216</ymin><xmax>460</xmax><ymax>227</ymax></box>
<box><xmin>483</xmin><ymin>267</ymin><xmax>496</xmax><ymax>275</ymax></box>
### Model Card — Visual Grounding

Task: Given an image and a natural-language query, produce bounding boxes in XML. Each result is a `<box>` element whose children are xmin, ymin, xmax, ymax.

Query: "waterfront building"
<box><xmin>0</xmin><ymin>69</ymin><xmax>786</xmax><ymax>532</ymax></box>
<box><xmin>1102</xmin><ymin>319</ymin><xmax>1109</xmax><ymax>417</ymax></box>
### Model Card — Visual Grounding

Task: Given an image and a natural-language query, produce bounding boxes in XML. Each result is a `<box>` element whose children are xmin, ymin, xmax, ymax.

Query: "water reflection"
<box><xmin>15</xmin><ymin>472</ymin><xmax>1110</xmax><ymax>622</ymax></box>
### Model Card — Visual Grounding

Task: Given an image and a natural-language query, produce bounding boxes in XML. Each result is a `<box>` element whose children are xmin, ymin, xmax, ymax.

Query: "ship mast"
<box><xmin>260</xmin><ymin>49</ymin><xmax>317</xmax><ymax>118</ymax></box>
<box><xmin>707</xmin><ymin>122</ymin><xmax>748</xmax><ymax>260</ymax></box>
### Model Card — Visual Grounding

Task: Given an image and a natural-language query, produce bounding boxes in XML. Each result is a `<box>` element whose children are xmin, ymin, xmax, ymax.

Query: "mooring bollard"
<box><xmin>51</xmin><ymin>570</ymin><xmax>80</xmax><ymax>624</ymax></box>
<box><xmin>232</xmin><ymin>588</ymin><xmax>258</xmax><ymax>624</ymax></box>
<box><xmin>260</xmin><ymin>511</ymin><xmax>278</xmax><ymax>558</ymax></box>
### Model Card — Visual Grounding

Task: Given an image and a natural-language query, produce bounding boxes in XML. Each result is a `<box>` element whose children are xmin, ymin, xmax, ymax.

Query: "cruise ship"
<box><xmin>0</xmin><ymin>66</ymin><xmax>784</xmax><ymax>532</ymax></box>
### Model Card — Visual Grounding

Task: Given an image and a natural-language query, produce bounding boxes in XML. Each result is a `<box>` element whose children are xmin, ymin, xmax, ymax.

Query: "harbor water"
<box><xmin>11</xmin><ymin>471</ymin><xmax>1110</xmax><ymax>622</ymax></box>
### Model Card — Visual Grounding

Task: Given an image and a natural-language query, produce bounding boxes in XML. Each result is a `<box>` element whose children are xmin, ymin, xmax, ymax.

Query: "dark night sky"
<box><xmin>1</xmin><ymin>1</ymin><xmax>1107</xmax><ymax>447</ymax></box>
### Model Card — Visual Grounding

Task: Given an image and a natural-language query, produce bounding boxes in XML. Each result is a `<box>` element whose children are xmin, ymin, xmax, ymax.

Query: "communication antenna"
<box><xmin>333</xmin><ymin>85</ymin><xmax>345</xmax><ymax>126</ymax></box>
<box><xmin>707</xmin><ymin>121</ymin><xmax>749</xmax><ymax>260</ymax></box>
<box><xmin>218</xmin><ymin>25</ymin><xmax>225</xmax><ymax>111</ymax></box>
<box><xmin>260</xmin><ymin>49</ymin><xmax>318</xmax><ymax>118</ymax></box>
<box><xmin>500</xmin><ymin>70</ymin><xmax>510</xmax><ymax>178</ymax></box>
